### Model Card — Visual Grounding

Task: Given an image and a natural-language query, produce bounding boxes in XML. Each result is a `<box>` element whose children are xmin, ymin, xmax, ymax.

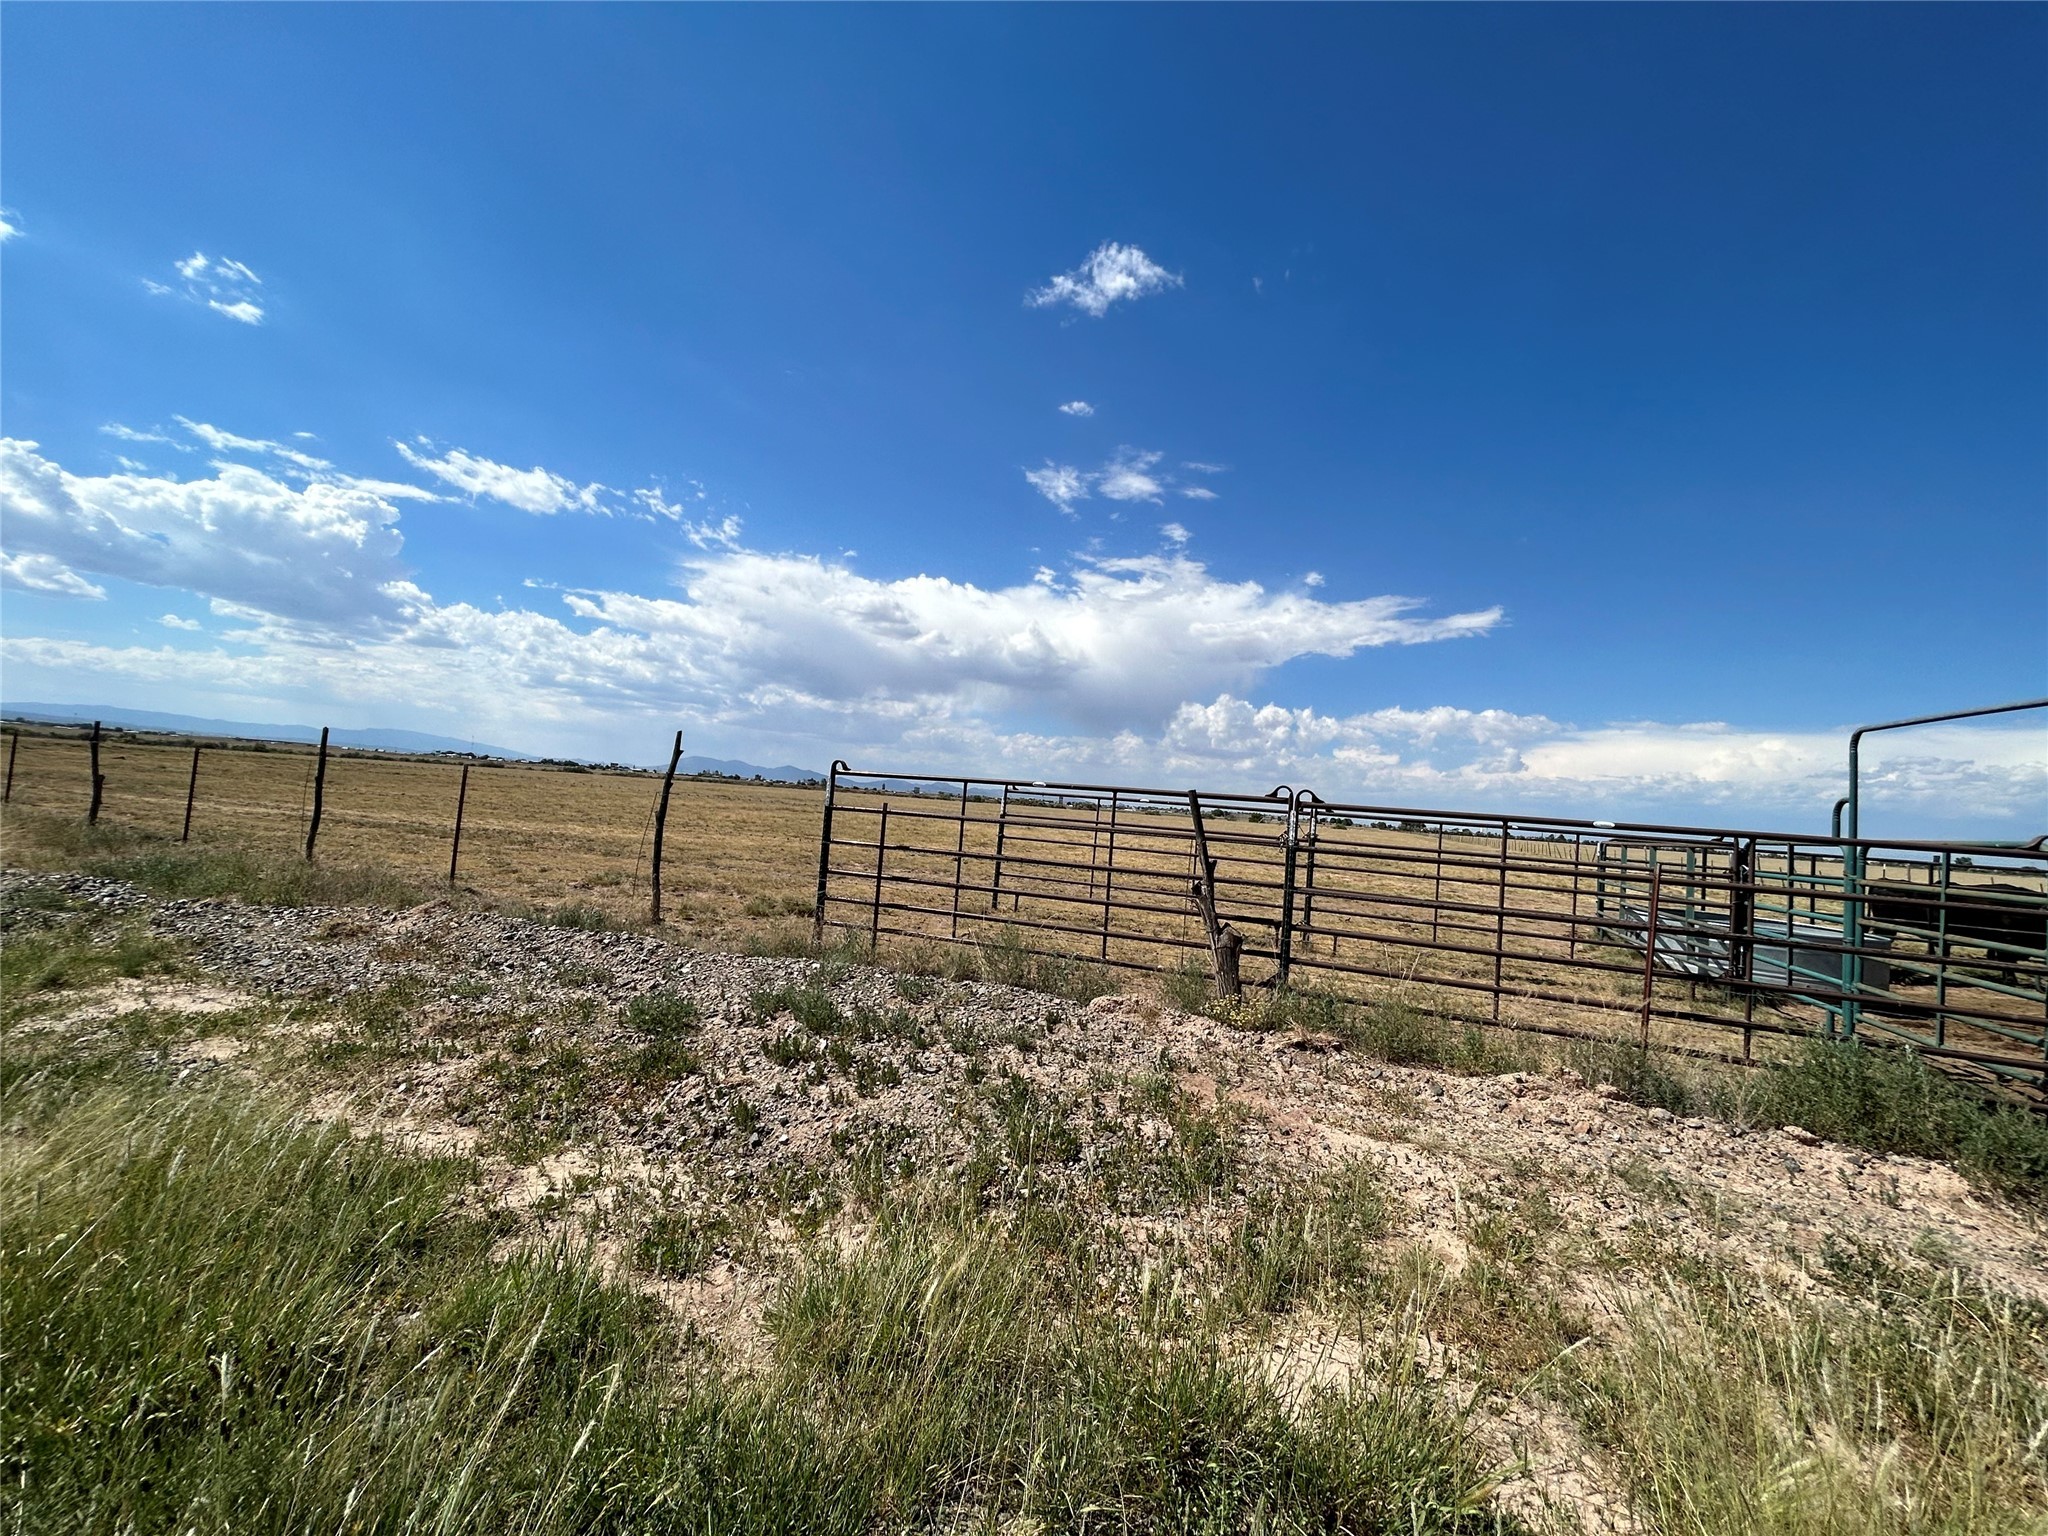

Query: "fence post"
<box><xmin>649</xmin><ymin>730</ymin><xmax>683</xmax><ymax>924</ymax></box>
<box><xmin>869</xmin><ymin>802</ymin><xmax>889</xmax><ymax>953</ymax></box>
<box><xmin>988</xmin><ymin>783</ymin><xmax>1010</xmax><ymax>910</ymax></box>
<box><xmin>1567</xmin><ymin>836</ymin><xmax>1583</xmax><ymax>959</ymax></box>
<box><xmin>812</xmin><ymin>761</ymin><xmax>844</xmax><ymax>942</ymax></box>
<box><xmin>1186</xmin><ymin>791</ymin><xmax>1242</xmax><ymax>998</ymax></box>
<box><xmin>1099</xmin><ymin>791</ymin><xmax>1121</xmax><ymax>961</ymax></box>
<box><xmin>1639</xmin><ymin>867</ymin><xmax>1661</xmax><ymax>1053</ymax></box>
<box><xmin>1276</xmin><ymin>790</ymin><xmax>1299</xmax><ymax>989</ymax></box>
<box><xmin>302</xmin><ymin>727</ymin><xmax>329</xmax><ymax>859</ymax></box>
<box><xmin>87</xmin><ymin>721</ymin><xmax>104</xmax><ymax>825</ymax></box>
<box><xmin>448</xmin><ymin>763</ymin><xmax>471</xmax><ymax>884</ymax></box>
<box><xmin>950</xmin><ymin>779</ymin><xmax>969</xmax><ymax>937</ymax></box>
<box><xmin>1491</xmin><ymin>822</ymin><xmax>1509</xmax><ymax>1024</ymax></box>
<box><xmin>3</xmin><ymin>730</ymin><xmax>17</xmax><ymax>803</ymax></box>
<box><xmin>180</xmin><ymin>746</ymin><xmax>201</xmax><ymax>842</ymax></box>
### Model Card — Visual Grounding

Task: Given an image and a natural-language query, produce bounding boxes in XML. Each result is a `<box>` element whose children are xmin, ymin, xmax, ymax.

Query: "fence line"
<box><xmin>812</xmin><ymin>763</ymin><xmax>2048</xmax><ymax>1098</ymax></box>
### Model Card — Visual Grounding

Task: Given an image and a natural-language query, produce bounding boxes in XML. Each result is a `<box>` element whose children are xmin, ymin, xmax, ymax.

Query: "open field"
<box><xmin>4</xmin><ymin>869</ymin><xmax>2046</xmax><ymax>1533</ymax></box>
<box><xmin>5</xmin><ymin>723</ymin><xmax>2043</xmax><ymax>1099</ymax></box>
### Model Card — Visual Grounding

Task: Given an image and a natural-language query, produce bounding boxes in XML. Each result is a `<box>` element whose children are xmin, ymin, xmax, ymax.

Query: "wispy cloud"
<box><xmin>100</xmin><ymin>422</ymin><xmax>188</xmax><ymax>449</ymax></box>
<box><xmin>683</xmin><ymin>514</ymin><xmax>744</xmax><ymax>550</ymax></box>
<box><xmin>1028</xmin><ymin>242</ymin><xmax>1182</xmax><ymax>318</ymax></box>
<box><xmin>149</xmin><ymin>251</ymin><xmax>267</xmax><ymax>325</ymax></box>
<box><xmin>1025</xmin><ymin>447</ymin><xmax>1206</xmax><ymax>513</ymax></box>
<box><xmin>1057</xmin><ymin>400</ymin><xmax>1095</xmax><ymax>417</ymax></box>
<box><xmin>0</xmin><ymin>210</ymin><xmax>21</xmax><ymax>243</ymax></box>
<box><xmin>1096</xmin><ymin>448</ymin><xmax>1164</xmax><ymax>504</ymax></box>
<box><xmin>395</xmin><ymin>438</ymin><xmax>607</xmax><ymax>515</ymax></box>
<box><xmin>1024</xmin><ymin>463</ymin><xmax>1091</xmax><ymax>516</ymax></box>
<box><xmin>176</xmin><ymin>417</ymin><xmax>332</xmax><ymax>472</ymax></box>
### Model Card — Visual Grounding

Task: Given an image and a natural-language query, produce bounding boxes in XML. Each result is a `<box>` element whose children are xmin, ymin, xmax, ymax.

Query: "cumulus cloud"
<box><xmin>4</xmin><ymin>421</ymin><xmax>2037</xmax><ymax>829</ymax></box>
<box><xmin>395</xmin><ymin>438</ymin><xmax>607</xmax><ymax>515</ymax></box>
<box><xmin>151</xmin><ymin>251</ymin><xmax>266</xmax><ymax>325</ymax></box>
<box><xmin>1057</xmin><ymin>400</ymin><xmax>1095</xmax><ymax>417</ymax></box>
<box><xmin>1028</xmin><ymin>242</ymin><xmax>1182</xmax><ymax>318</ymax></box>
<box><xmin>0</xmin><ymin>438</ymin><xmax>417</xmax><ymax>630</ymax></box>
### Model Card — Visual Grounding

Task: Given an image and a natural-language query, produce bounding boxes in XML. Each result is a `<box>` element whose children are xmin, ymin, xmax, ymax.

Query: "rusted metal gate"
<box><xmin>812</xmin><ymin>763</ymin><xmax>2048</xmax><ymax>1096</ymax></box>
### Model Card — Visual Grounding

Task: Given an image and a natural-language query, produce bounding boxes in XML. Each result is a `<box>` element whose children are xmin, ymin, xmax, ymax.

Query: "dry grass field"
<box><xmin>5</xmin><ymin>722</ymin><xmax>2041</xmax><ymax>1092</ymax></box>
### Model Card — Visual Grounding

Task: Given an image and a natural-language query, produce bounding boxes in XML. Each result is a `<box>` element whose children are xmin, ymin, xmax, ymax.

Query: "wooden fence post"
<box><xmin>1186</xmin><ymin>791</ymin><xmax>1242</xmax><ymax>998</ymax></box>
<box><xmin>303</xmin><ymin>727</ymin><xmax>329</xmax><ymax>860</ymax></box>
<box><xmin>87</xmin><ymin>721</ymin><xmax>104</xmax><ymax>825</ymax></box>
<box><xmin>449</xmin><ymin>763</ymin><xmax>471</xmax><ymax>884</ymax></box>
<box><xmin>3</xmin><ymin>730</ymin><xmax>17</xmax><ymax>803</ymax></box>
<box><xmin>649</xmin><ymin>730</ymin><xmax>683</xmax><ymax>924</ymax></box>
<box><xmin>181</xmin><ymin>746</ymin><xmax>201</xmax><ymax>842</ymax></box>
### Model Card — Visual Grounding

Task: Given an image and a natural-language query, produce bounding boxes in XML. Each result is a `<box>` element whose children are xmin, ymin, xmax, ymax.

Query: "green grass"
<box><xmin>1571</xmin><ymin>1265</ymin><xmax>2048</xmax><ymax>1534</ymax></box>
<box><xmin>1742</xmin><ymin>1038</ymin><xmax>2048</xmax><ymax>1200</ymax></box>
<box><xmin>3</xmin><ymin>1074</ymin><xmax>1522</xmax><ymax>1535</ymax></box>
<box><xmin>7</xmin><ymin>809</ymin><xmax>429</xmax><ymax>908</ymax></box>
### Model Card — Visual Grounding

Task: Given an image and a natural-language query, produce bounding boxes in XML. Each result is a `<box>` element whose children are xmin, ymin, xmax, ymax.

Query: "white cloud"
<box><xmin>683</xmin><ymin>514</ymin><xmax>744</xmax><ymax>550</ymax></box>
<box><xmin>1027</xmin><ymin>447</ymin><xmax>1214</xmax><ymax>513</ymax></box>
<box><xmin>1095</xmin><ymin>448</ymin><xmax>1164</xmax><ymax>504</ymax></box>
<box><xmin>1183</xmin><ymin>461</ymin><xmax>1226</xmax><ymax>475</ymax></box>
<box><xmin>176</xmin><ymin>417</ymin><xmax>332</xmax><ymax>471</ymax></box>
<box><xmin>395</xmin><ymin>439</ymin><xmax>605</xmax><ymax>515</ymax></box>
<box><xmin>1057</xmin><ymin>400</ymin><xmax>1096</xmax><ymax>417</ymax></box>
<box><xmin>1303</xmin><ymin>572</ymin><xmax>1325</xmax><ymax>588</ymax></box>
<box><xmin>1024</xmin><ymin>463</ymin><xmax>1090</xmax><ymax>516</ymax></box>
<box><xmin>153</xmin><ymin>251</ymin><xmax>266</xmax><ymax>325</ymax></box>
<box><xmin>0</xmin><ymin>437</ymin><xmax>416</xmax><ymax>630</ymax></box>
<box><xmin>2</xmin><ymin>551</ymin><xmax>106</xmax><ymax>600</ymax></box>
<box><xmin>5</xmin><ymin>425</ymin><xmax>2037</xmax><ymax>828</ymax></box>
<box><xmin>0</xmin><ymin>211</ymin><xmax>20</xmax><ymax>243</ymax></box>
<box><xmin>1027</xmin><ymin>242</ymin><xmax>1182</xmax><ymax>318</ymax></box>
<box><xmin>158</xmin><ymin>613</ymin><xmax>203</xmax><ymax>631</ymax></box>
<box><xmin>100</xmin><ymin>423</ymin><xmax>185</xmax><ymax>448</ymax></box>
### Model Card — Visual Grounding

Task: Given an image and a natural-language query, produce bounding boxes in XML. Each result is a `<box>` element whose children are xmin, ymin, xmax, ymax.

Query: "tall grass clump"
<box><xmin>1573</xmin><ymin>1269</ymin><xmax>2048</xmax><ymax>1534</ymax></box>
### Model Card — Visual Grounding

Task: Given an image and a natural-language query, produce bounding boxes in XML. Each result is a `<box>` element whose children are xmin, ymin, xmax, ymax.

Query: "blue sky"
<box><xmin>3</xmin><ymin>5</ymin><xmax>2043</xmax><ymax>833</ymax></box>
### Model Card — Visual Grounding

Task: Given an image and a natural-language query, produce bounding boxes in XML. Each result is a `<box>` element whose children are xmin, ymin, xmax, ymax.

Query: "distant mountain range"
<box><xmin>1</xmin><ymin>704</ymin><xmax>826</xmax><ymax>783</ymax></box>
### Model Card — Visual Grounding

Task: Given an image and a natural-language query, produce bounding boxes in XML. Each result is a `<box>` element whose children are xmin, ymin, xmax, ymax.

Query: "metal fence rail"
<box><xmin>812</xmin><ymin>764</ymin><xmax>2048</xmax><ymax>1097</ymax></box>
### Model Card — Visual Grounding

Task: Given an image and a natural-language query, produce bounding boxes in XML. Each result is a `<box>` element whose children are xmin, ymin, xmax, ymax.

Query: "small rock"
<box><xmin>1783</xmin><ymin>1125</ymin><xmax>1821</xmax><ymax>1147</ymax></box>
<box><xmin>1593</xmin><ymin>1083</ymin><xmax>1624</xmax><ymax>1100</ymax></box>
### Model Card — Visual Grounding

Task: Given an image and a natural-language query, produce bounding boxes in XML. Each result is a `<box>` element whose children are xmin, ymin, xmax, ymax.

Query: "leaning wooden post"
<box><xmin>649</xmin><ymin>730</ymin><xmax>683</xmax><ymax>925</ymax></box>
<box><xmin>87</xmin><ymin>721</ymin><xmax>104</xmax><ymax>825</ymax></box>
<box><xmin>3</xmin><ymin>730</ymin><xmax>18</xmax><ymax>803</ymax></box>
<box><xmin>180</xmin><ymin>746</ymin><xmax>201</xmax><ymax>842</ymax></box>
<box><xmin>1186</xmin><ymin>791</ymin><xmax>1242</xmax><ymax>998</ymax></box>
<box><xmin>303</xmin><ymin>727</ymin><xmax>330</xmax><ymax>860</ymax></box>
<box><xmin>448</xmin><ymin>762</ymin><xmax>471</xmax><ymax>884</ymax></box>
